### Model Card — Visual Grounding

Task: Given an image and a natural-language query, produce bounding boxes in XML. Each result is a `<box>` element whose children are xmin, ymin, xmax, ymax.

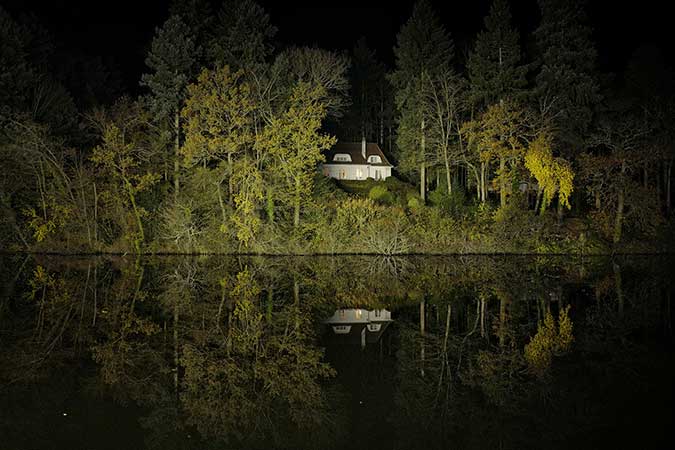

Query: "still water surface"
<box><xmin>1</xmin><ymin>255</ymin><xmax>673</xmax><ymax>449</ymax></box>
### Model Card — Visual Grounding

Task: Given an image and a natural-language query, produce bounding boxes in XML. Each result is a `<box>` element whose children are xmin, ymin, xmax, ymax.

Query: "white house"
<box><xmin>321</xmin><ymin>138</ymin><xmax>393</xmax><ymax>181</ymax></box>
<box><xmin>323</xmin><ymin>308</ymin><xmax>393</xmax><ymax>349</ymax></box>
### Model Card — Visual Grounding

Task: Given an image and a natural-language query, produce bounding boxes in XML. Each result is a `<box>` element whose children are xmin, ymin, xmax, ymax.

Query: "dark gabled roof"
<box><xmin>323</xmin><ymin>142</ymin><xmax>393</xmax><ymax>167</ymax></box>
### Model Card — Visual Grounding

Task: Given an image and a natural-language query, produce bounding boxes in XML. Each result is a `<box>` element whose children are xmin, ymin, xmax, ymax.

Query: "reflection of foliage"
<box><xmin>524</xmin><ymin>305</ymin><xmax>573</xmax><ymax>376</ymax></box>
<box><xmin>1</xmin><ymin>255</ymin><xmax>672</xmax><ymax>450</ymax></box>
<box><xmin>179</xmin><ymin>268</ymin><xmax>335</xmax><ymax>448</ymax></box>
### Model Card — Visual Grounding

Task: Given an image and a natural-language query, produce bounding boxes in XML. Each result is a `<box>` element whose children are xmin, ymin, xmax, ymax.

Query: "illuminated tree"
<box><xmin>420</xmin><ymin>69</ymin><xmax>467</xmax><ymax>195</ymax></box>
<box><xmin>90</xmin><ymin>99</ymin><xmax>161</xmax><ymax>253</ymax></box>
<box><xmin>462</xmin><ymin>100</ymin><xmax>529</xmax><ymax>207</ymax></box>
<box><xmin>524</xmin><ymin>131</ymin><xmax>574</xmax><ymax>214</ymax></box>
<box><xmin>259</xmin><ymin>83</ymin><xmax>336</xmax><ymax>228</ymax></box>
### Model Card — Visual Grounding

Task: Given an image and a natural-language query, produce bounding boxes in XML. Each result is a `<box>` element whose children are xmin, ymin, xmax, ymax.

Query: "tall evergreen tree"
<box><xmin>141</xmin><ymin>15</ymin><xmax>198</xmax><ymax>200</ymax></box>
<box><xmin>467</xmin><ymin>0</ymin><xmax>525</xmax><ymax>108</ymax></box>
<box><xmin>208</xmin><ymin>0</ymin><xmax>277</xmax><ymax>72</ymax></box>
<box><xmin>392</xmin><ymin>0</ymin><xmax>454</xmax><ymax>201</ymax></box>
<box><xmin>345</xmin><ymin>38</ymin><xmax>387</xmax><ymax>142</ymax></box>
<box><xmin>533</xmin><ymin>0</ymin><xmax>600</xmax><ymax>155</ymax></box>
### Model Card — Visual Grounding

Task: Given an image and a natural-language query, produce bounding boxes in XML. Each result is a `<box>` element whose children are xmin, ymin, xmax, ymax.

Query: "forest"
<box><xmin>1</xmin><ymin>0</ymin><xmax>673</xmax><ymax>255</ymax></box>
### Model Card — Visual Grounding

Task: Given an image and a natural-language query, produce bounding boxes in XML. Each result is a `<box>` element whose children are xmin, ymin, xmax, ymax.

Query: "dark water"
<box><xmin>0</xmin><ymin>255</ymin><xmax>673</xmax><ymax>450</ymax></box>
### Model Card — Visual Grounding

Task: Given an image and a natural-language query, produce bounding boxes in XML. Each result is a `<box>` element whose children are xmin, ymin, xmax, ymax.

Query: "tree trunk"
<box><xmin>266</xmin><ymin>186</ymin><xmax>274</xmax><ymax>223</ymax></box>
<box><xmin>93</xmin><ymin>182</ymin><xmax>98</xmax><ymax>245</ymax></box>
<box><xmin>443</xmin><ymin>148</ymin><xmax>452</xmax><ymax>196</ymax></box>
<box><xmin>217</xmin><ymin>183</ymin><xmax>228</xmax><ymax>226</ymax></box>
<box><xmin>613</xmin><ymin>162</ymin><xmax>626</xmax><ymax>246</ymax></box>
<box><xmin>666</xmin><ymin>161</ymin><xmax>672</xmax><ymax>213</ymax></box>
<box><xmin>613</xmin><ymin>261</ymin><xmax>624</xmax><ymax>316</ymax></box>
<box><xmin>124</xmin><ymin>179</ymin><xmax>144</xmax><ymax>253</ymax></box>
<box><xmin>556</xmin><ymin>196</ymin><xmax>564</xmax><ymax>223</ymax></box>
<box><xmin>499</xmin><ymin>157</ymin><xmax>506</xmax><ymax>208</ymax></box>
<box><xmin>174</xmin><ymin>112</ymin><xmax>180</xmax><ymax>201</ymax></box>
<box><xmin>227</xmin><ymin>152</ymin><xmax>233</xmax><ymax>206</ymax></box>
<box><xmin>379</xmin><ymin>97</ymin><xmax>384</xmax><ymax>146</ymax></box>
<box><xmin>534</xmin><ymin>187</ymin><xmax>543</xmax><ymax>213</ymax></box>
<box><xmin>480</xmin><ymin>162</ymin><xmax>486</xmax><ymax>203</ymax></box>
<box><xmin>420</xmin><ymin>118</ymin><xmax>426</xmax><ymax>202</ymax></box>
<box><xmin>595</xmin><ymin>190</ymin><xmax>601</xmax><ymax>210</ymax></box>
<box><xmin>294</xmin><ymin>178</ymin><xmax>301</xmax><ymax>228</ymax></box>
<box><xmin>420</xmin><ymin>299</ymin><xmax>425</xmax><ymax>377</ymax></box>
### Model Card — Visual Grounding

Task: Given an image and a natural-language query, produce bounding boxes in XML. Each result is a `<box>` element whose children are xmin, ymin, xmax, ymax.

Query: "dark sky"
<box><xmin>3</xmin><ymin>0</ymin><xmax>672</xmax><ymax>91</ymax></box>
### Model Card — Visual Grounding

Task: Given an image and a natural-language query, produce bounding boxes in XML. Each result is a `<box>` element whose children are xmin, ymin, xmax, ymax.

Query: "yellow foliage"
<box><xmin>524</xmin><ymin>132</ymin><xmax>574</xmax><ymax>212</ymax></box>
<box><xmin>524</xmin><ymin>305</ymin><xmax>573</xmax><ymax>376</ymax></box>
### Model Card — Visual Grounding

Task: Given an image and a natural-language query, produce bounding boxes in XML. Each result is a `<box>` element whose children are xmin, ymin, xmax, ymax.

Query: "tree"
<box><xmin>90</xmin><ymin>99</ymin><xmax>161</xmax><ymax>253</ymax></box>
<box><xmin>344</xmin><ymin>38</ymin><xmax>388</xmax><ymax>142</ymax></box>
<box><xmin>467</xmin><ymin>0</ymin><xmax>526</xmax><ymax>108</ymax></box>
<box><xmin>524</xmin><ymin>130</ymin><xmax>574</xmax><ymax>213</ymax></box>
<box><xmin>259</xmin><ymin>83</ymin><xmax>336</xmax><ymax>228</ymax></box>
<box><xmin>141</xmin><ymin>15</ymin><xmax>198</xmax><ymax>201</ymax></box>
<box><xmin>533</xmin><ymin>0</ymin><xmax>600</xmax><ymax>155</ymax></box>
<box><xmin>0</xmin><ymin>6</ymin><xmax>34</xmax><ymax>115</ymax></box>
<box><xmin>420</xmin><ymin>69</ymin><xmax>467</xmax><ymax>195</ymax></box>
<box><xmin>581</xmin><ymin>111</ymin><xmax>653</xmax><ymax>245</ymax></box>
<box><xmin>392</xmin><ymin>0</ymin><xmax>454</xmax><ymax>202</ymax></box>
<box><xmin>181</xmin><ymin>66</ymin><xmax>255</xmax><ymax>212</ymax></box>
<box><xmin>273</xmin><ymin>47</ymin><xmax>351</xmax><ymax>122</ymax></box>
<box><xmin>208</xmin><ymin>0</ymin><xmax>277</xmax><ymax>73</ymax></box>
<box><xmin>462</xmin><ymin>100</ymin><xmax>530</xmax><ymax>207</ymax></box>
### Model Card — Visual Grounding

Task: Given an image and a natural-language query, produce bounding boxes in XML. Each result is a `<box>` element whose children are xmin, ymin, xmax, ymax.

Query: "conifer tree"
<box><xmin>467</xmin><ymin>0</ymin><xmax>525</xmax><ymax>108</ymax></box>
<box><xmin>208</xmin><ymin>0</ymin><xmax>277</xmax><ymax>73</ymax></box>
<box><xmin>533</xmin><ymin>0</ymin><xmax>600</xmax><ymax>155</ymax></box>
<box><xmin>392</xmin><ymin>0</ymin><xmax>453</xmax><ymax>201</ymax></box>
<box><xmin>141</xmin><ymin>15</ymin><xmax>198</xmax><ymax>200</ymax></box>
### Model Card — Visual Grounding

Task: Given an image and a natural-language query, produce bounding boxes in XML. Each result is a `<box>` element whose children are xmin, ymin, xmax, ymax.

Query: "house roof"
<box><xmin>323</xmin><ymin>142</ymin><xmax>393</xmax><ymax>167</ymax></box>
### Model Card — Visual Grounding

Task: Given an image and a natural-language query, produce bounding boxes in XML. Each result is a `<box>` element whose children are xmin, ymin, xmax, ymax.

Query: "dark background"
<box><xmin>2</xmin><ymin>0</ymin><xmax>672</xmax><ymax>91</ymax></box>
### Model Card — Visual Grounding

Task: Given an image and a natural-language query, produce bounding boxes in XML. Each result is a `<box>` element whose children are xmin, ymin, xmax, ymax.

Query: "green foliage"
<box><xmin>259</xmin><ymin>82</ymin><xmax>336</xmax><ymax>227</ymax></box>
<box><xmin>141</xmin><ymin>15</ymin><xmax>198</xmax><ymax>119</ymax></box>
<box><xmin>428</xmin><ymin>185</ymin><xmax>467</xmax><ymax>217</ymax></box>
<box><xmin>368</xmin><ymin>184</ymin><xmax>394</xmax><ymax>205</ymax></box>
<box><xmin>22</xmin><ymin>203</ymin><xmax>71</xmax><ymax>243</ymax></box>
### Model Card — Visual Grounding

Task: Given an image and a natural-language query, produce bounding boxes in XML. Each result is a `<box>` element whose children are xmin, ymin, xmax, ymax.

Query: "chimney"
<box><xmin>361</xmin><ymin>136</ymin><xmax>367</xmax><ymax>160</ymax></box>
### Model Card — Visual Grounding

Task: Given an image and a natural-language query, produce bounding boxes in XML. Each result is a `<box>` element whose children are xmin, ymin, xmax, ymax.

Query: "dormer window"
<box><xmin>368</xmin><ymin>155</ymin><xmax>382</xmax><ymax>164</ymax></box>
<box><xmin>333</xmin><ymin>153</ymin><xmax>352</xmax><ymax>162</ymax></box>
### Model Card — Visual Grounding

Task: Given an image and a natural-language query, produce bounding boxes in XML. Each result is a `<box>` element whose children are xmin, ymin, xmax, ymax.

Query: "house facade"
<box><xmin>323</xmin><ymin>308</ymin><xmax>393</xmax><ymax>348</ymax></box>
<box><xmin>321</xmin><ymin>139</ymin><xmax>393</xmax><ymax>181</ymax></box>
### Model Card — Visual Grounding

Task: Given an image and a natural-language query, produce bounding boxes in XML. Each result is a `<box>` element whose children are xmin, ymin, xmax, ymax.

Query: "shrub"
<box><xmin>406</xmin><ymin>193</ymin><xmax>422</xmax><ymax>210</ymax></box>
<box><xmin>368</xmin><ymin>184</ymin><xmax>394</xmax><ymax>205</ymax></box>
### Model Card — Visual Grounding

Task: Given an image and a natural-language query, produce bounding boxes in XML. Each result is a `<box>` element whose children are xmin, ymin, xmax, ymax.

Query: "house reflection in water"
<box><xmin>322</xmin><ymin>309</ymin><xmax>393</xmax><ymax>349</ymax></box>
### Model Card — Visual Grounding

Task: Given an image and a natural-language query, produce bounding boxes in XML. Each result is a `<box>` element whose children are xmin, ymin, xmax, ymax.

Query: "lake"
<box><xmin>0</xmin><ymin>255</ymin><xmax>673</xmax><ymax>449</ymax></box>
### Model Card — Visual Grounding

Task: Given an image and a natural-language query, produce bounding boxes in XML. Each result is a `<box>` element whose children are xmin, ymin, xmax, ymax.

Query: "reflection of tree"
<box><xmin>179</xmin><ymin>268</ymin><xmax>336</xmax><ymax>448</ymax></box>
<box><xmin>1</xmin><ymin>255</ymin><xmax>673</xmax><ymax>449</ymax></box>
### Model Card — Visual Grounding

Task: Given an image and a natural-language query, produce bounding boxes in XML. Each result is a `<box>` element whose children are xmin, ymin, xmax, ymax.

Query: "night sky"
<box><xmin>2</xmin><ymin>0</ymin><xmax>673</xmax><ymax>92</ymax></box>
